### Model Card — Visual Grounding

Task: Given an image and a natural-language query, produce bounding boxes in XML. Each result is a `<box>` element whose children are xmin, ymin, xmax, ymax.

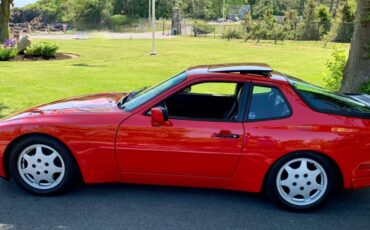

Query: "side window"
<box><xmin>163</xmin><ymin>82</ymin><xmax>243</xmax><ymax>121</ymax></box>
<box><xmin>248</xmin><ymin>85</ymin><xmax>291</xmax><ymax>121</ymax></box>
<box><xmin>187</xmin><ymin>82</ymin><xmax>237</xmax><ymax>96</ymax></box>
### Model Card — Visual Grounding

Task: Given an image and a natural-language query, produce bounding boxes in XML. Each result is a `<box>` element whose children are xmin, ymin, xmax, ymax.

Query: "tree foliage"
<box><xmin>317</xmin><ymin>4</ymin><xmax>332</xmax><ymax>37</ymax></box>
<box><xmin>71</xmin><ymin>0</ymin><xmax>114</xmax><ymax>30</ymax></box>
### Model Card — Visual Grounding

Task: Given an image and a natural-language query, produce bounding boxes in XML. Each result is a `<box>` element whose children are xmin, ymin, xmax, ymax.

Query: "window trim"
<box><xmin>243</xmin><ymin>83</ymin><xmax>293</xmax><ymax>122</ymax></box>
<box><xmin>144</xmin><ymin>81</ymin><xmax>250</xmax><ymax>123</ymax></box>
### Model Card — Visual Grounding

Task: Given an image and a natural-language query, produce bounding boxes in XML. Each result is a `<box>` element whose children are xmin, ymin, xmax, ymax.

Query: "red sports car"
<box><xmin>0</xmin><ymin>63</ymin><xmax>369</xmax><ymax>210</ymax></box>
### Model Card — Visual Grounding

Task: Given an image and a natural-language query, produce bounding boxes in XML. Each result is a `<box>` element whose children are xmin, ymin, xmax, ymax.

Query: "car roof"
<box><xmin>186</xmin><ymin>63</ymin><xmax>289</xmax><ymax>84</ymax></box>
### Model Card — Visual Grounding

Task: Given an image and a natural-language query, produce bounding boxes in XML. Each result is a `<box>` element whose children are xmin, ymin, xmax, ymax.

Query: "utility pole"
<box><xmin>148</xmin><ymin>0</ymin><xmax>151</xmax><ymax>24</ymax></box>
<box><xmin>150</xmin><ymin>0</ymin><xmax>157</xmax><ymax>55</ymax></box>
<box><xmin>222</xmin><ymin>0</ymin><xmax>226</xmax><ymax>35</ymax></box>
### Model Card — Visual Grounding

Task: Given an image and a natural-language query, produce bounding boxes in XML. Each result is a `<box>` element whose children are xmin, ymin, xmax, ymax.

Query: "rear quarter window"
<box><xmin>292</xmin><ymin>81</ymin><xmax>370</xmax><ymax>119</ymax></box>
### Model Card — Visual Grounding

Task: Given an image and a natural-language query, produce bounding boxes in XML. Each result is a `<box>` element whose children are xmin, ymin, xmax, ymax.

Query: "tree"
<box><xmin>335</xmin><ymin>0</ymin><xmax>356</xmax><ymax>42</ymax></box>
<box><xmin>72</xmin><ymin>0</ymin><xmax>114</xmax><ymax>30</ymax></box>
<box><xmin>317</xmin><ymin>4</ymin><xmax>332</xmax><ymax>37</ymax></box>
<box><xmin>0</xmin><ymin>0</ymin><xmax>13</xmax><ymax>43</ymax></box>
<box><xmin>340</xmin><ymin>0</ymin><xmax>370</xmax><ymax>93</ymax></box>
<box><xmin>252</xmin><ymin>0</ymin><xmax>276</xmax><ymax>19</ymax></box>
<box><xmin>302</xmin><ymin>0</ymin><xmax>319</xmax><ymax>40</ymax></box>
<box><xmin>284</xmin><ymin>9</ymin><xmax>299</xmax><ymax>40</ymax></box>
<box><xmin>271</xmin><ymin>23</ymin><xmax>289</xmax><ymax>44</ymax></box>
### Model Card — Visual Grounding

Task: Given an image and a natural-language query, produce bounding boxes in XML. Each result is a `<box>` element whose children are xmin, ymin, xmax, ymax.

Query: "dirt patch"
<box><xmin>10</xmin><ymin>53</ymin><xmax>78</xmax><ymax>62</ymax></box>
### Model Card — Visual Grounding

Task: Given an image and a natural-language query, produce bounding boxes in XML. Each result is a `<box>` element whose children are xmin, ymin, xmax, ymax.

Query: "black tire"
<box><xmin>9</xmin><ymin>136</ymin><xmax>79</xmax><ymax>195</ymax></box>
<box><xmin>265</xmin><ymin>151</ymin><xmax>336</xmax><ymax>211</ymax></box>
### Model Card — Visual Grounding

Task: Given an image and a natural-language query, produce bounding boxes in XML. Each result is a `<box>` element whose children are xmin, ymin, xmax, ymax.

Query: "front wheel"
<box><xmin>9</xmin><ymin>136</ymin><xmax>79</xmax><ymax>195</ymax></box>
<box><xmin>266</xmin><ymin>152</ymin><xmax>335</xmax><ymax>211</ymax></box>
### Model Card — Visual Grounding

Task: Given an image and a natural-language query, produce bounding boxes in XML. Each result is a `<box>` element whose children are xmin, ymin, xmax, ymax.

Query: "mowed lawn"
<box><xmin>0</xmin><ymin>37</ymin><xmax>349</xmax><ymax>117</ymax></box>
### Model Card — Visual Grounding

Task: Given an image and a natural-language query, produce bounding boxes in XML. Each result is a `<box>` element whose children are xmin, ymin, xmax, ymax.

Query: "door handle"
<box><xmin>213</xmin><ymin>130</ymin><xmax>240</xmax><ymax>139</ymax></box>
<box><xmin>214</xmin><ymin>133</ymin><xmax>240</xmax><ymax>139</ymax></box>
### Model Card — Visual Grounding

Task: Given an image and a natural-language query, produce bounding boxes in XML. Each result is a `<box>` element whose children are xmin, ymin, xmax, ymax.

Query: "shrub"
<box><xmin>108</xmin><ymin>15</ymin><xmax>129</xmax><ymax>32</ymax></box>
<box><xmin>0</xmin><ymin>39</ymin><xmax>18</xmax><ymax>61</ymax></box>
<box><xmin>222</xmin><ymin>30</ymin><xmax>243</xmax><ymax>41</ymax></box>
<box><xmin>24</xmin><ymin>42</ymin><xmax>59</xmax><ymax>58</ymax></box>
<box><xmin>360</xmin><ymin>81</ymin><xmax>370</xmax><ymax>94</ymax></box>
<box><xmin>323</xmin><ymin>46</ymin><xmax>347</xmax><ymax>91</ymax></box>
<box><xmin>0</xmin><ymin>47</ymin><xmax>18</xmax><ymax>61</ymax></box>
<box><xmin>193</xmin><ymin>22</ymin><xmax>214</xmax><ymax>36</ymax></box>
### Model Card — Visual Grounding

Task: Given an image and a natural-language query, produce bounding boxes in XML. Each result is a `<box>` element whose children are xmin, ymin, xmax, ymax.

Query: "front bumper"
<box><xmin>0</xmin><ymin>155</ymin><xmax>5</xmax><ymax>177</ymax></box>
<box><xmin>0</xmin><ymin>141</ymin><xmax>8</xmax><ymax>178</ymax></box>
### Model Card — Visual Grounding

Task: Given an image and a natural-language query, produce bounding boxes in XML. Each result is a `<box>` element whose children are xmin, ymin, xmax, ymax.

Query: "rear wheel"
<box><xmin>266</xmin><ymin>152</ymin><xmax>335</xmax><ymax>211</ymax></box>
<box><xmin>9</xmin><ymin>136</ymin><xmax>79</xmax><ymax>195</ymax></box>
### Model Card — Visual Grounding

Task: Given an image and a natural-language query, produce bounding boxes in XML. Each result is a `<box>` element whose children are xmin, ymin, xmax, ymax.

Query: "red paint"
<box><xmin>0</xmin><ymin>65</ymin><xmax>369</xmax><ymax>193</ymax></box>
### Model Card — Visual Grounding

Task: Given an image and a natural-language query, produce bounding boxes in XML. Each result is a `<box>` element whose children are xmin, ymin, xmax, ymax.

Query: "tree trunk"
<box><xmin>0</xmin><ymin>0</ymin><xmax>11</xmax><ymax>43</ymax></box>
<box><xmin>340</xmin><ymin>0</ymin><xmax>370</xmax><ymax>93</ymax></box>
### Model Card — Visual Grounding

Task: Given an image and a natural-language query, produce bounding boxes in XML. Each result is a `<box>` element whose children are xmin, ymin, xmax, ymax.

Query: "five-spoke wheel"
<box><xmin>9</xmin><ymin>136</ymin><xmax>79</xmax><ymax>195</ymax></box>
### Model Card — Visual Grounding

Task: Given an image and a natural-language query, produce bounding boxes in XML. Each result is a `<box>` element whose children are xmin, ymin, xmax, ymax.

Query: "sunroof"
<box><xmin>208</xmin><ymin>63</ymin><xmax>273</xmax><ymax>73</ymax></box>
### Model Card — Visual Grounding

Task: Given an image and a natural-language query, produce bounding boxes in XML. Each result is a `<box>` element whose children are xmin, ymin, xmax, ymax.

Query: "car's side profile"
<box><xmin>0</xmin><ymin>63</ymin><xmax>369</xmax><ymax>211</ymax></box>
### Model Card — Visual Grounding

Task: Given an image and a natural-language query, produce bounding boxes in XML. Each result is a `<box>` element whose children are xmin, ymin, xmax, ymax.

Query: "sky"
<box><xmin>14</xmin><ymin>0</ymin><xmax>38</xmax><ymax>7</ymax></box>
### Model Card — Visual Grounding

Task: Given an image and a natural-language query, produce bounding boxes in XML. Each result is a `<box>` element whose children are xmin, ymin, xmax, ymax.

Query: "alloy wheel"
<box><xmin>276</xmin><ymin>158</ymin><xmax>328</xmax><ymax>206</ymax></box>
<box><xmin>17</xmin><ymin>144</ymin><xmax>65</xmax><ymax>190</ymax></box>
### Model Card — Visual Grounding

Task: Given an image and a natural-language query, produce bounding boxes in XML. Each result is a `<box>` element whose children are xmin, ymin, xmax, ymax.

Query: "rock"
<box><xmin>17</xmin><ymin>35</ymin><xmax>32</xmax><ymax>53</ymax></box>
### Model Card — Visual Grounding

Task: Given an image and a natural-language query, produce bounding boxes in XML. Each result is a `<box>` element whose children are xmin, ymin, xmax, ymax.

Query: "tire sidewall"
<box><xmin>266</xmin><ymin>151</ymin><xmax>335</xmax><ymax>211</ymax></box>
<box><xmin>9</xmin><ymin>136</ymin><xmax>77</xmax><ymax>195</ymax></box>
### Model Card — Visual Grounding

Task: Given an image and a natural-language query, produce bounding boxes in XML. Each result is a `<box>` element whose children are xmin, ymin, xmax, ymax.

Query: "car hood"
<box><xmin>1</xmin><ymin>92</ymin><xmax>128</xmax><ymax>122</ymax></box>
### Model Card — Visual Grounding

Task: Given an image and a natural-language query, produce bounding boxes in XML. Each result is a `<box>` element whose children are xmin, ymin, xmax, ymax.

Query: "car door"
<box><xmin>115</xmin><ymin>81</ymin><xmax>248</xmax><ymax>177</ymax></box>
<box><xmin>241</xmin><ymin>81</ymin><xmax>293</xmax><ymax>176</ymax></box>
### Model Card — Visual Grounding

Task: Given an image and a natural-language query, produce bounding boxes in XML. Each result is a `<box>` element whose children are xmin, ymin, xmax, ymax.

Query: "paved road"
<box><xmin>0</xmin><ymin>180</ymin><xmax>369</xmax><ymax>230</ymax></box>
<box><xmin>27</xmin><ymin>31</ymin><xmax>174</xmax><ymax>40</ymax></box>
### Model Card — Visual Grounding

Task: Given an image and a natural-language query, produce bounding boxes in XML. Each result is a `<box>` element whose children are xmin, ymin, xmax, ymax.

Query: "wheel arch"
<box><xmin>2</xmin><ymin>132</ymin><xmax>82</xmax><ymax>180</ymax></box>
<box><xmin>262</xmin><ymin>150</ymin><xmax>344</xmax><ymax>192</ymax></box>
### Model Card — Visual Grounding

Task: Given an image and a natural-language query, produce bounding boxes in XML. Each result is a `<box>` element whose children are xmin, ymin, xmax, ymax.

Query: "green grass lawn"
<box><xmin>0</xmin><ymin>37</ymin><xmax>349</xmax><ymax>117</ymax></box>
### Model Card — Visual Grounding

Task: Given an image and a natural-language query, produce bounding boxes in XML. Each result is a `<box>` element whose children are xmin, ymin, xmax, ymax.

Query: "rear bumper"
<box><xmin>351</xmin><ymin>163</ymin><xmax>370</xmax><ymax>189</ymax></box>
<box><xmin>352</xmin><ymin>177</ymin><xmax>370</xmax><ymax>189</ymax></box>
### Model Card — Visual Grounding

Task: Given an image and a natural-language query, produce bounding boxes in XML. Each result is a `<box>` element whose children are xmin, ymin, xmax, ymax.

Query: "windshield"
<box><xmin>122</xmin><ymin>72</ymin><xmax>187</xmax><ymax>111</ymax></box>
<box><xmin>286</xmin><ymin>75</ymin><xmax>370</xmax><ymax>118</ymax></box>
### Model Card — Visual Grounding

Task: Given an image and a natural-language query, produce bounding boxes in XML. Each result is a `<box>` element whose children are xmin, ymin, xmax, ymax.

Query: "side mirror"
<box><xmin>151</xmin><ymin>107</ymin><xmax>169</xmax><ymax>127</ymax></box>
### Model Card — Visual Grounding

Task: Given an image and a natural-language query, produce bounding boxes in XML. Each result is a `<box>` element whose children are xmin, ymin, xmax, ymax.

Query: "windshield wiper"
<box><xmin>118</xmin><ymin>86</ymin><xmax>149</xmax><ymax>109</ymax></box>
